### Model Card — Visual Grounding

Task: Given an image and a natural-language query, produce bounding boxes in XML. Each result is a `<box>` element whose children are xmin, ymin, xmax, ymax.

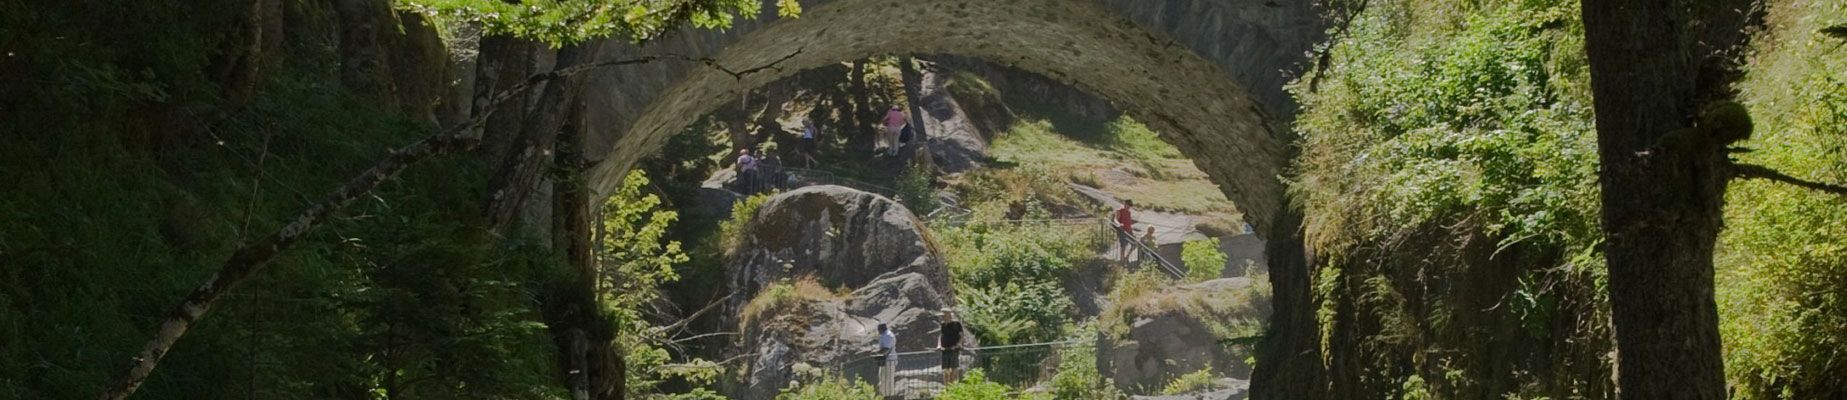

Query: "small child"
<box><xmin>1141</xmin><ymin>226</ymin><xmax>1157</xmax><ymax>244</ymax></box>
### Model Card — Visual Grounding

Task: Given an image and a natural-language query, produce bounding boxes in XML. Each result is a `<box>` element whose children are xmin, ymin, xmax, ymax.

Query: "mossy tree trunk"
<box><xmin>1577</xmin><ymin>0</ymin><xmax>1754</xmax><ymax>398</ymax></box>
<box><xmin>547</xmin><ymin>100</ymin><xmax>625</xmax><ymax>400</ymax></box>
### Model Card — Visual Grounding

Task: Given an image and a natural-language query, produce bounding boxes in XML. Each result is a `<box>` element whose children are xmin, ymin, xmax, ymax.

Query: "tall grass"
<box><xmin>1717</xmin><ymin>1</ymin><xmax>1847</xmax><ymax>397</ymax></box>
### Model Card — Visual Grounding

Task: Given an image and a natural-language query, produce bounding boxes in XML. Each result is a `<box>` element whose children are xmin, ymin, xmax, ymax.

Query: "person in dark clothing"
<box><xmin>937</xmin><ymin>309</ymin><xmax>965</xmax><ymax>383</ymax></box>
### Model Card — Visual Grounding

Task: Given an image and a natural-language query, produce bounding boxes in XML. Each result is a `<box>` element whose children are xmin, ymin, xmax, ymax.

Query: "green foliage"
<box><xmin>400</xmin><ymin>0</ymin><xmax>799</xmax><ymax>45</ymax></box>
<box><xmin>1181</xmin><ymin>239</ymin><xmax>1227</xmax><ymax>282</ymax></box>
<box><xmin>1098</xmin><ymin>268</ymin><xmax>1170</xmax><ymax>338</ymax></box>
<box><xmin>938</xmin><ymin>370</ymin><xmax>1016</xmax><ymax>400</ymax></box>
<box><xmin>1292</xmin><ymin>0</ymin><xmax>1600</xmax><ymax>256</ymax></box>
<box><xmin>0</xmin><ymin>48</ymin><xmax>566</xmax><ymax>398</ymax></box>
<box><xmin>957</xmin><ymin>281</ymin><xmax>1075</xmax><ymax>345</ymax></box>
<box><xmin>1288</xmin><ymin>0</ymin><xmax>1613</xmax><ymax>396</ymax></box>
<box><xmin>775</xmin><ymin>376</ymin><xmax>880</xmax><ymax>400</ymax></box>
<box><xmin>939</xmin><ymin>220</ymin><xmax>1100</xmax><ymax>288</ymax></box>
<box><xmin>897</xmin><ymin>165</ymin><xmax>939</xmax><ymax>215</ymax></box>
<box><xmin>1046</xmin><ymin>327</ymin><xmax>1124</xmax><ymax>400</ymax></box>
<box><xmin>594</xmin><ymin>170</ymin><xmax>727</xmax><ymax>396</ymax></box>
<box><xmin>1718</xmin><ymin>1</ymin><xmax>1847</xmax><ymax>397</ymax></box>
<box><xmin>720</xmin><ymin>192</ymin><xmax>774</xmax><ymax>255</ymax></box>
<box><xmin>937</xmin><ymin>219</ymin><xmax>1102</xmax><ymax>345</ymax></box>
<box><xmin>599</xmin><ymin>170</ymin><xmax>691</xmax><ymax>316</ymax></box>
<box><xmin>1160</xmin><ymin>366</ymin><xmax>1218</xmax><ymax>395</ymax></box>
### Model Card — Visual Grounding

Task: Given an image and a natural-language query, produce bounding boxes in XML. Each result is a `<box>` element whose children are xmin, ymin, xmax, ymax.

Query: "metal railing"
<box><xmin>1110</xmin><ymin>220</ymin><xmax>1187</xmax><ymax>279</ymax></box>
<box><xmin>826</xmin><ymin>341</ymin><xmax>1090</xmax><ymax>399</ymax></box>
<box><xmin>729</xmin><ymin>165</ymin><xmax>900</xmax><ymax>197</ymax></box>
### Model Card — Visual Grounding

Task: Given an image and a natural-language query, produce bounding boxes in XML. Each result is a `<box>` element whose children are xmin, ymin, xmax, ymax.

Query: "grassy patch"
<box><xmin>1098</xmin><ymin>269</ymin><xmax>1268</xmax><ymax>341</ymax></box>
<box><xmin>738</xmin><ymin>276</ymin><xmax>844</xmax><ymax>332</ymax></box>
<box><xmin>1161</xmin><ymin>366</ymin><xmax>1220</xmax><ymax>395</ymax></box>
<box><xmin>984</xmin><ymin>117</ymin><xmax>1239</xmax><ymax>217</ymax></box>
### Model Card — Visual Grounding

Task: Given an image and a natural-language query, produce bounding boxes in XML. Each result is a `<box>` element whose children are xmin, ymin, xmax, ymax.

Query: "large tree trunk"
<box><xmin>898</xmin><ymin>56</ymin><xmax>929</xmax><ymax>143</ymax></box>
<box><xmin>1250</xmin><ymin>211</ymin><xmax>1325</xmax><ymax>400</ymax></box>
<box><xmin>544</xmin><ymin>99</ymin><xmax>626</xmax><ymax>400</ymax></box>
<box><xmin>485</xmin><ymin>43</ymin><xmax>599</xmax><ymax>232</ymax></box>
<box><xmin>1577</xmin><ymin>0</ymin><xmax>1753</xmax><ymax>398</ymax></box>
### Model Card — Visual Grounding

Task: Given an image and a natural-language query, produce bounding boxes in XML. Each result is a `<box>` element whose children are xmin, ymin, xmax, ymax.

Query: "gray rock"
<box><xmin>1103</xmin><ymin>279</ymin><xmax>1265</xmax><ymax>393</ymax></box>
<box><xmin>725</xmin><ymin>186</ymin><xmax>957</xmax><ymax>399</ymax></box>
<box><xmin>726</xmin><ymin>185</ymin><xmax>952</xmax><ymax>309</ymax></box>
<box><xmin>1218</xmin><ymin>234</ymin><xmax>1267</xmax><ymax>278</ymax></box>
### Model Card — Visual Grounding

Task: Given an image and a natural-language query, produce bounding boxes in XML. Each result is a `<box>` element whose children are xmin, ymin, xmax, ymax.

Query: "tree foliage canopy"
<box><xmin>400</xmin><ymin>0</ymin><xmax>801</xmax><ymax>45</ymax></box>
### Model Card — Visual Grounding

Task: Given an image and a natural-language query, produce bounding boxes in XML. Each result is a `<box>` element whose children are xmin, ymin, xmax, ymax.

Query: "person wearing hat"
<box><xmin>877</xmin><ymin>322</ymin><xmax>897</xmax><ymax>395</ymax></box>
<box><xmin>936</xmin><ymin>309</ymin><xmax>966</xmax><ymax>383</ymax></box>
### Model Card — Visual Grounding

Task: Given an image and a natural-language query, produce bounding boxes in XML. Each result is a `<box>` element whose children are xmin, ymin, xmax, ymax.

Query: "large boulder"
<box><xmin>723</xmin><ymin>186</ymin><xmax>957</xmax><ymax>399</ymax></box>
<box><xmin>1103</xmin><ymin>278</ymin><xmax>1268</xmax><ymax>393</ymax></box>
<box><xmin>1217</xmin><ymin>234</ymin><xmax>1267</xmax><ymax>278</ymax></box>
<box><xmin>726</xmin><ymin>185</ymin><xmax>952</xmax><ymax>308</ymax></box>
<box><xmin>735</xmin><ymin>273</ymin><xmax>951</xmax><ymax>398</ymax></box>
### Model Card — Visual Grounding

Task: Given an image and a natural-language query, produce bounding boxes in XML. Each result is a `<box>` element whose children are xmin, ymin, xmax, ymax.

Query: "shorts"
<box><xmin>940</xmin><ymin>349</ymin><xmax>959</xmax><ymax>369</ymax></box>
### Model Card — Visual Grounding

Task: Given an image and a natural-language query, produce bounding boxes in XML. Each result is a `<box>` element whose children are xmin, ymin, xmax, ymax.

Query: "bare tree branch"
<box><xmin>1305</xmin><ymin>0</ymin><xmax>1369</xmax><ymax>93</ymax></box>
<box><xmin>653</xmin><ymin>291</ymin><xmax>733</xmax><ymax>336</ymax></box>
<box><xmin>668</xmin><ymin>332</ymin><xmax>740</xmax><ymax>346</ymax></box>
<box><xmin>1733</xmin><ymin>163</ymin><xmax>1847</xmax><ymax>195</ymax></box>
<box><xmin>99</xmin><ymin>43</ymin><xmax>813</xmax><ymax>400</ymax></box>
<box><xmin>97</xmin><ymin>55</ymin><xmax>662</xmax><ymax>400</ymax></box>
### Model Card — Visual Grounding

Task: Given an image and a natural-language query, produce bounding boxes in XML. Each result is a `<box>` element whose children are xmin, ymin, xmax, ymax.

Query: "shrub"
<box><xmin>1160</xmin><ymin>366</ymin><xmax>1218</xmax><ymax>395</ymax></box>
<box><xmin>897</xmin><ymin>164</ymin><xmax>939</xmax><ymax>215</ymax></box>
<box><xmin>1181</xmin><ymin>238</ymin><xmax>1227</xmax><ymax>282</ymax></box>
<box><xmin>719</xmin><ymin>192</ymin><xmax>774</xmax><ymax>255</ymax></box>
<box><xmin>938</xmin><ymin>370</ymin><xmax>1015</xmax><ymax>400</ymax></box>
<box><xmin>1048</xmin><ymin>324</ymin><xmax>1125</xmax><ymax>400</ymax></box>
<box><xmin>1717</xmin><ymin>0</ymin><xmax>1847</xmax><ymax>397</ymax></box>
<box><xmin>939</xmin><ymin>220</ymin><xmax>1101</xmax><ymax>288</ymax></box>
<box><xmin>957</xmin><ymin>281</ymin><xmax>1073</xmax><ymax>345</ymax></box>
<box><xmin>738</xmin><ymin>277</ymin><xmax>839</xmax><ymax>332</ymax></box>
<box><xmin>775</xmin><ymin>376</ymin><xmax>880</xmax><ymax>400</ymax></box>
<box><xmin>1097</xmin><ymin>268</ymin><xmax>1172</xmax><ymax>338</ymax></box>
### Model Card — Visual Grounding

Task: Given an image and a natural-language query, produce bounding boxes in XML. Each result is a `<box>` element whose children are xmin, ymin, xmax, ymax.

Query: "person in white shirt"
<box><xmin>877</xmin><ymin>322</ymin><xmax>897</xmax><ymax>395</ymax></box>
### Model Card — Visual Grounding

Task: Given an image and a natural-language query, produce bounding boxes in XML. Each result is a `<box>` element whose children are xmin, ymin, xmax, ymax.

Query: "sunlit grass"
<box><xmin>987</xmin><ymin>116</ymin><xmax>1239</xmax><ymax>217</ymax></box>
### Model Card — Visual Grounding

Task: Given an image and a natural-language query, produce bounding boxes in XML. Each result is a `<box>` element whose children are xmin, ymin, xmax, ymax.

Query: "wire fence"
<box><xmin>826</xmin><ymin>341</ymin><xmax>1090</xmax><ymax>400</ymax></box>
<box><xmin>730</xmin><ymin>165</ymin><xmax>900</xmax><ymax>197</ymax></box>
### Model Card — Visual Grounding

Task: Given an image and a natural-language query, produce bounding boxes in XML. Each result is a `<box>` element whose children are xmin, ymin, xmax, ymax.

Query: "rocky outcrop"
<box><xmin>724</xmin><ymin>185</ymin><xmax>957</xmax><ymax>399</ymax></box>
<box><xmin>726</xmin><ymin>185</ymin><xmax>953</xmax><ymax>306</ymax></box>
<box><xmin>736</xmin><ymin>273</ymin><xmax>951</xmax><ymax>398</ymax></box>
<box><xmin>1218</xmin><ymin>234</ymin><xmax>1267</xmax><ymax>278</ymax></box>
<box><xmin>1104</xmin><ymin>278</ymin><xmax>1268</xmax><ymax>393</ymax></box>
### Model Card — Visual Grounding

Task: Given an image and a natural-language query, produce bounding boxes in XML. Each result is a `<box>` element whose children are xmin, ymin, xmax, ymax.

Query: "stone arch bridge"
<box><xmin>468</xmin><ymin>1</ymin><xmax>1334</xmax><ymax>397</ymax></box>
<box><xmin>549</xmin><ymin>0</ymin><xmax>1329</xmax><ymax>235</ymax></box>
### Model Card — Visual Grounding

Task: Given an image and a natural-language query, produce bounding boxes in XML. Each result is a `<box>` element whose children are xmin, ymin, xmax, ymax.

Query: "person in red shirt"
<box><xmin>1115</xmin><ymin>200</ymin><xmax>1135</xmax><ymax>264</ymax></box>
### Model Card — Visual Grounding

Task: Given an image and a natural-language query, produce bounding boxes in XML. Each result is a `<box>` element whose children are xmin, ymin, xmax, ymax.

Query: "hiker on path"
<box><xmin>761</xmin><ymin>151</ymin><xmax>785</xmax><ymax>191</ymax></box>
<box><xmin>1115</xmin><ymin>200</ymin><xmax>1136</xmax><ymax>264</ymax></box>
<box><xmin>883</xmin><ymin>105</ymin><xmax>907</xmax><ymax>157</ymax></box>
<box><xmin>1141</xmin><ymin>226</ymin><xmax>1158</xmax><ymax>263</ymax></box>
<box><xmin>937</xmin><ymin>309</ymin><xmax>966</xmax><ymax>383</ymax></box>
<box><xmin>878</xmin><ymin>323</ymin><xmax>897</xmax><ymax>395</ymax></box>
<box><xmin>800</xmin><ymin>114</ymin><xmax>820</xmax><ymax>167</ymax></box>
<box><xmin>736</xmin><ymin>148</ymin><xmax>759</xmax><ymax>193</ymax></box>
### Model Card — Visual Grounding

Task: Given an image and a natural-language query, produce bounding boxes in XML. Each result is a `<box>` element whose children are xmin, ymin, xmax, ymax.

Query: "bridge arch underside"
<box><xmin>580</xmin><ymin>0</ymin><xmax>1297</xmax><ymax>234</ymax></box>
